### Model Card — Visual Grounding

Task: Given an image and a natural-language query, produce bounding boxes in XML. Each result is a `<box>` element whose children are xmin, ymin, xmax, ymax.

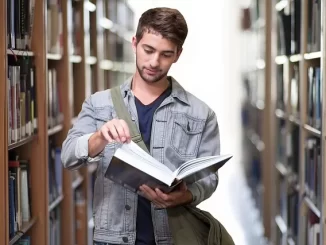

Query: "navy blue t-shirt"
<box><xmin>134</xmin><ymin>84</ymin><xmax>171</xmax><ymax>245</ymax></box>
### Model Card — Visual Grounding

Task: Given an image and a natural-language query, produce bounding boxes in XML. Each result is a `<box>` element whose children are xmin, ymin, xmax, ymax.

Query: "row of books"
<box><xmin>8</xmin><ymin>152</ymin><xmax>32</xmax><ymax>240</ymax></box>
<box><xmin>7</xmin><ymin>60</ymin><xmax>37</xmax><ymax>144</ymax></box>
<box><xmin>48</xmin><ymin>141</ymin><xmax>63</xmax><ymax>205</ymax></box>
<box><xmin>49</xmin><ymin>208</ymin><xmax>61</xmax><ymax>245</ymax></box>
<box><xmin>98</xmin><ymin>0</ymin><xmax>135</xmax><ymax>32</ymax></box>
<box><xmin>97</xmin><ymin>0</ymin><xmax>135</xmax><ymax>63</ymax></box>
<box><xmin>48</xmin><ymin>68</ymin><xmax>63</xmax><ymax>129</ymax></box>
<box><xmin>307</xmin><ymin>66</ymin><xmax>322</xmax><ymax>130</ymax></box>
<box><xmin>7</xmin><ymin>0</ymin><xmax>35</xmax><ymax>50</ymax></box>
<box><xmin>47</xmin><ymin>0</ymin><xmax>63</xmax><ymax>55</ymax></box>
<box><xmin>278</xmin><ymin>177</ymin><xmax>299</xmax><ymax>241</ymax></box>
<box><xmin>307</xmin><ymin>0</ymin><xmax>321</xmax><ymax>53</ymax></box>
<box><xmin>277</xmin><ymin>183</ymin><xmax>321</xmax><ymax>245</ymax></box>
<box><xmin>277</xmin><ymin>0</ymin><xmax>301</xmax><ymax>56</ymax></box>
<box><xmin>277</xmin><ymin>0</ymin><xmax>321</xmax><ymax>56</ymax></box>
<box><xmin>304</xmin><ymin>210</ymin><xmax>320</xmax><ymax>245</ymax></box>
<box><xmin>275</xmin><ymin>64</ymin><xmax>300</xmax><ymax>119</ymax></box>
<box><xmin>304</xmin><ymin>137</ymin><xmax>322</xmax><ymax>210</ymax></box>
<box><xmin>290</xmin><ymin>64</ymin><xmax>300</xmax><ymax>118</ymax></box>
<box><xmin>75</xmin><ymin>189</ymin><xmax>86</xmax><ymax>245</ymax></box>
<box><xmin>275</xmin><ymin>64</ymin><xmax>321</xmax><ymax>131</ymax></box>
<box><xmin>70</xmin><ymin>0</ymin><xmax>81</xmax><ymax>56</ymax></box>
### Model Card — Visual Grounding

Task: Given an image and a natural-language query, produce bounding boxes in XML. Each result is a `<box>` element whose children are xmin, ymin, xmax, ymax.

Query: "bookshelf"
<box><xmin>0</xmin><ymin>0</ymin><xmax>135</xmax><ymax>245</ymax></box>
<box><xmin>240</xmin><ymin>0</ymin><xmax>325</xmax><ymax>244</ymax></box>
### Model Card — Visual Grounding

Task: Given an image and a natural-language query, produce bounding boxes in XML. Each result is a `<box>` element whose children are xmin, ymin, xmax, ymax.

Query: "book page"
<box><xmin>174</xmin><ymin>156</ymin><xmax>217</xmax><ymax>176</ymax></box>
<box><xmin>121</xmin><ymin>141</ymin><xmax>172</xmax><ymax>173</ymax></box>
<box><xmin>173</xmin><ymin>154</ymin><xmax>232</xmax><ymax>180</ymax></box>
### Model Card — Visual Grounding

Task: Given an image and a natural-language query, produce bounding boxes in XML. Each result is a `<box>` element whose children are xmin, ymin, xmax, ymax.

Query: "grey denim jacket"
<box><xmin>61</xmin><ymin>76</ymin><xmax>220</xmax><ymax>245</ymax></box>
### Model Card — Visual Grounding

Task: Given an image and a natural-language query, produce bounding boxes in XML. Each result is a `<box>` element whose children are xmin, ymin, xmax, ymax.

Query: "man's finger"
<box><xmin>141</xmin><ymin>185</ymin><xmax>166</xmax><ymax>206</ymax></box>
<box><xmin>113</xmin><ymin>122</ymin><xmax>126</xmax><ymax>142</ymax></box>
<box><xmin>119</xmin><ymin>120</ymin><xmax>131</xmax><ymax>142</ymax></box>
<box><xmin>100</xmin><ymin>127</ymin><xmax>113</xmax><ymax>143</ymax></box>
<box><xmin>155</xmin><ymin>188</ymin><xmax>171</xmax><ymax>202</ymax></box>
<box><xmin>107</xmin><ymin>123</ymin><xmax>120</xmax><ymax>142</ymax></box>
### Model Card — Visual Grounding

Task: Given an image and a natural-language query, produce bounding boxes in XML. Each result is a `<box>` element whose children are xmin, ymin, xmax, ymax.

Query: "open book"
<box><xmin>104</xmin><ymin>141</ymin><xmax>232</xmax><ymax>193</ymax></box>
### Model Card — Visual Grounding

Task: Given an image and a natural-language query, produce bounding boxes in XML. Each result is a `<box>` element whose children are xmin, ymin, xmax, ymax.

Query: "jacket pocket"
<box><xmin>94</xmin><ymin>106</ymin><xmax>116</xmax><ymax>130</ymax></box>
<box><xmin>170</xmin><ymin>113</ymin><xmax>205</xmax><ymax>158</ymax></box>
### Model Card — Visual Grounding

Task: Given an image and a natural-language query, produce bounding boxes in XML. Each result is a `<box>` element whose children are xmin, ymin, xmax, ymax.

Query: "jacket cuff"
<box><xmin>187</xmin><ymin>183</ymin><xmax>202</xmax><ymax>206</ymax></box>
<box><xmin>75</xmin><ymin>133</ymin><xmax>103</xmax><ymax>162</ymax></box>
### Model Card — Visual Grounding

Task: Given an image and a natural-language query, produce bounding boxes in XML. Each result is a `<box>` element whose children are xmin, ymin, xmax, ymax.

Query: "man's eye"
<box><xmin>163</xmin><ymin>54</ymin><xmax>172</xmax><ymax>58</ymax></box>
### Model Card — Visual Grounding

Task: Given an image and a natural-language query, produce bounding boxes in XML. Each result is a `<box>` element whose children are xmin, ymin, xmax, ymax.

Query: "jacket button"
<box><xmin>125</xmin><ymin>204</ymin><xmax>131</xmax><ymax>210</ymax></box>
<box><xmin>122</xmin><ymin>237</ymin><xmax>128</xmax><ymax>243</ymax></box>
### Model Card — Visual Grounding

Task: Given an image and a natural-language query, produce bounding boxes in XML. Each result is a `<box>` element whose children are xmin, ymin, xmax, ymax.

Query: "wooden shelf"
<box><xmin>8</xmin><ymin>135</ymin><xmax>36</xmax><ymax>150</ymax></box>
<box><xmin>47</xmin><ymin>53</ymin><xmax>62</xmax><ymax>60</ymax></box>
<box><xmin>70</xmin><ymin>55</ymin><xmax>82</xmax><ymax>63</ymax></box>
<box><xmin>86</xmin><ymin>56</ymin><xmax>97</xmax><ymax>65</ymax></box>
<box><xmin>304</xmin><ymin>51</ymin><xmax>321</xmax><ymax>60</ymax></box>
<box><xmin>275</xmin><ymin>215</ymin><xmax>287</xmax><ymax>234</ymax></box>
<box><xmin>72</xmin><ymin>176</ymin><xmax>84</xmax><ymax>190</ymax></box>
<box><xmin>275</xmin><ymin>55</ymin><xmax>288</xmax><ymax>65</ymax></box>
<box><xmin>275</xmin><ymin>162</ymin><xmax>289</xmax><ymax>176</ymax></box>
<box><xmin>275</xmin><ymin>109</ymin><xmax>286</xmax><ymax>119</ymax></box>
<box><xmin>48</xmin><ymin>124</ymin><xmax>64</xmax><ymax>136</ymax></box>
<box><xmin>303</xmin><ymin>196</ymin><xmax>321</xmax><ymax>218</ymax></box>
<box><xmin>49</xmin><ymin>194</ymin><xmax>64</xmax><ymax>212</ymax></box>
<box><xmin>288</xmin><ymin>115</ymin><xmax>301</xmax><ymax>126</ymax></box>
<box><xmin>289</xmin><ymin>54</ymin><xmax>302</xmax><ymax>62</ymax></box>
<box><xmin>303</xmin><ymin>124</ymin><xmax>321</xmax><ymax>137</ymax></box>
<box><xmin>9</xmin><ymin>217</ymin><xmax>37</xmax><ymax>245</ymax></box>
<box><xmin>7</xmin><ymin>49</ymin><xmax>34</xmax><ymax>56</ymax></box>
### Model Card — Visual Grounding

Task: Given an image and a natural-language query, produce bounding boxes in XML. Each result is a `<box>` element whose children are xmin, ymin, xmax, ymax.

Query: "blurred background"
<box><xmin>1</xmin><ymin>0</ymin><xmax>324</xmax><ymax>244</ymax></box>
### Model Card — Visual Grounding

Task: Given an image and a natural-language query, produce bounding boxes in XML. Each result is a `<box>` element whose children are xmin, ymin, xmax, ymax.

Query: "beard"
<box><xmin>136</xmin><ymin>60</ymin><xmax>167</xmax><ymax>84</ymax></box>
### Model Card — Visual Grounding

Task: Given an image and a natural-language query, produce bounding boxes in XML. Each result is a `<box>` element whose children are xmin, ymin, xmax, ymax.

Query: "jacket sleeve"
<box><xmin>187</xmin><ymin>109</ymin><xmax>220</xmax><ymax>206</ymax></box>
<box><xmin>61</xmin><ymin>96</ymin><xmax>104</xmax><ymax>170</ymax></box>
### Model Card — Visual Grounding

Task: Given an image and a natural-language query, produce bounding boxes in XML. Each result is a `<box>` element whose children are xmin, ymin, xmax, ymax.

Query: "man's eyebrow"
<box><xmin>142</xmin><ymin>44</ymin><xmax>155</xmax><ymax>50</ymax></box>
<box><xmin>142</xmin><ymin>44</ymin><xmax>175</xmax><ymax>54</ymax></box>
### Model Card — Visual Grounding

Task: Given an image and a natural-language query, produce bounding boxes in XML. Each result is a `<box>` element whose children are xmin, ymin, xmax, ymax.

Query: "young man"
<box><xmin>61</xmin><ymin>7</ymin><xmax>220</xmax><ymax>245</ymax></box>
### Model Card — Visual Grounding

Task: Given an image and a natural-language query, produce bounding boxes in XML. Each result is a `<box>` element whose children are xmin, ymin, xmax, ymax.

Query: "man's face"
<box><xmin>132</xmin><ymin>32</ymin><xmax>182</xmax><ymax>84</ymax></box>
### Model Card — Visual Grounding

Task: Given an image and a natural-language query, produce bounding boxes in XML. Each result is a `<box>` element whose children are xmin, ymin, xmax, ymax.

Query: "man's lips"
<box><xmin>145</xmin><ymin>68</ymin><xmax>159</xmax><ymax>75</ymax></box>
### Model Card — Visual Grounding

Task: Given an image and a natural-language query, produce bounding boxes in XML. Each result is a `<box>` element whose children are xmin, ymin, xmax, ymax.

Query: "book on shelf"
<box><xmin>48</xmin><ymin>68</ymin><xmax>64</xmax><ymax>129</ymax></box>
<box><xmin>48</xmin><ymin>140</ymin><xmax>63</xmax><ymax>205</ymax></box>
<box><xmin>105</xmin><ymin>141</ymin><xmax>232</xmax><ymax>193</ymax></box>
<box><xmin>8</xmin><ymin>153</ymin><xmax>32</xmax><ymax>239</ymax></box>
<box><xmin>7</xmin><ymin>59</ymin><xmax>37</xmax><ymax>145</ymax></box>
<box><xmin>7</xmin><ymin>0</ymin><xmax>36</xmax><ymax>50</ymax></box>
<box><xmin>307</xmin><ymin>66</ymin><xmax>322</xmax><ymax>130</ymax></box>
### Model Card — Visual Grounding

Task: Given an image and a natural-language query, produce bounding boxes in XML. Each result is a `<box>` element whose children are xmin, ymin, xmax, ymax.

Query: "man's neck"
<box><xmin>131</xmin><ymin>73</ymin><xmax>170</xmax><ymax>105</ymax></box>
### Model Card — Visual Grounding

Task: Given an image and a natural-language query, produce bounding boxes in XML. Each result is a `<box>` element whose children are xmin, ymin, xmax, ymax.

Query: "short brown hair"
<box><xmin>135</xmin><ymin>7</ymin><xmax>188</xmax><ymax>51</ymax></box>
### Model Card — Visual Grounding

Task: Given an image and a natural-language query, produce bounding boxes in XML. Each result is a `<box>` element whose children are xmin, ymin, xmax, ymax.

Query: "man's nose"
<box><xmin>150</xmin><ymin>54</ymin><xmax>160</xmax><ymax>68</ymax></box>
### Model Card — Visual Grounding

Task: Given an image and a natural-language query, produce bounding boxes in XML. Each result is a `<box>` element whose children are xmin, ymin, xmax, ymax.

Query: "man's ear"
<box><xmin>132</xmin><ymin>36</ymin><xmax>138</xmax><ymax>53</ymax></box>
<box><xmin>174</xmin><ymin>48</ymin><xmax>183</xmax><ymax>63</ymax></box>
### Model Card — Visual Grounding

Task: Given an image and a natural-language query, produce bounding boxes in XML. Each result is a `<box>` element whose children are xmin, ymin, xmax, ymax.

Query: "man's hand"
<box><xmin>139</xmin><ymin>181</ymin><xmax>193</xmax><ymax>208</ymax></box>
<box><xmin>99</xmin><ymin>118</ymin><xmax>131</xmax><ymax>143</ymax></box>
<box><xmin>88</xmin><ymin>119</ymin><xmax>131</xmax><ymax>157</ymax></box>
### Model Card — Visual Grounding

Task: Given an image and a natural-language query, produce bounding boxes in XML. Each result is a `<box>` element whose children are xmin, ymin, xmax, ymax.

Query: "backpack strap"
<box><xmin>111</xmin><ymin>86</ymin><xmax>149</xmax><ymax>152</ymax></box>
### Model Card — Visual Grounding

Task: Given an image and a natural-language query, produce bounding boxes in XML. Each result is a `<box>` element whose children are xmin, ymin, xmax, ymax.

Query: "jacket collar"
<box><xmin>121</xmin><ymin>75</ymin><xmax>189</xmax><ymax>105</ymax></box>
